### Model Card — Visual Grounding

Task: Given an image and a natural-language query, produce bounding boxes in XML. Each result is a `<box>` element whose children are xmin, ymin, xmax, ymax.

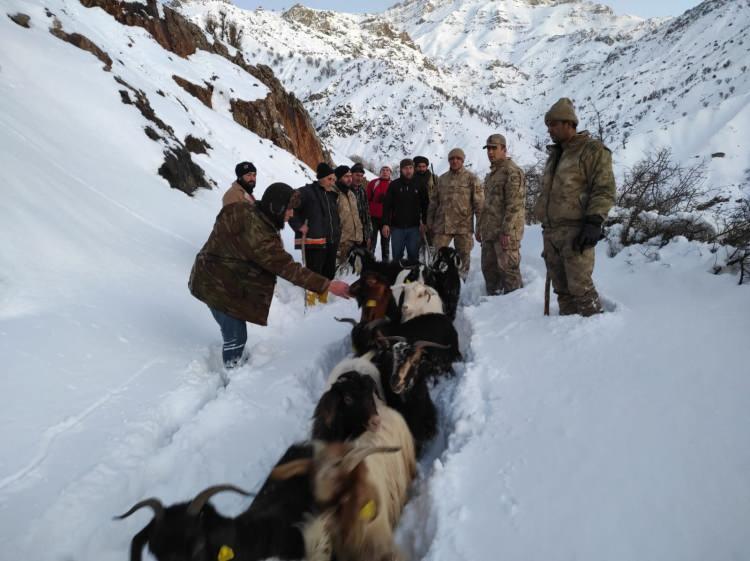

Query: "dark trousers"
<box><xmin>305</xmin><ymin>243</ymin><xmax>338</xmax><ymax>280</ymax></box>
<box><xmin>370</xmin><ymin>217</ymin><xmax>390</xmax><ymax>261</ymax></box>
<box><xmin>209</xmin><ymin>307</ymin><xmax>247</xmax><ymax>368</ymax></box>
<box><xmin>391</xmin><ymin>227</ymin><xmax>420</xmax><ymax>263</ymax></box>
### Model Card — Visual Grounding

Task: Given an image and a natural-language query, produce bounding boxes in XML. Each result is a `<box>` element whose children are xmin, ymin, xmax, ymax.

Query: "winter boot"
<box><xmin>317</xmin><ymin>290</ymin><xmax>329</xmax><ymax>304</ymax></box>
<box><xmin>306</xmin><ymin>290</ymin><xmax>318</xmax><ymax>307</ymax></box>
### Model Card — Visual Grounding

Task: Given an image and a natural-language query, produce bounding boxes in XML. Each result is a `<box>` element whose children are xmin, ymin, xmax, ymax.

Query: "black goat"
<box><xmin>429</xmin><ymin>247</ymin><xmax>462</xmax><ymax>320</ymax></box>
<box><xmin>312</xmin><ymin>369</ymin><xmax>382</xmax><ymax>441</ymax></box>
<box><xmin>116</xmin><ymin>445</ymin><xmax>314</xmax><ymax>561</ymax></box>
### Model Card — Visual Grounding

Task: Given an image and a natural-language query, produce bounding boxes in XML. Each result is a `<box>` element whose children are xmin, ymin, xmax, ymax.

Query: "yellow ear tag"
<box><xmin>217</xmin><ymin>545</ymin><xmax>235</xmax><ymax>561</ymax></box>
<box><xmin>359</xmin><ymin>499</ymin><xmax>377</xmax><ymax>521</ymax></box>
<box><xmin>365</xmin><ymin>299</ymin><xmax>377</xmax><ymax>308</ymax></box>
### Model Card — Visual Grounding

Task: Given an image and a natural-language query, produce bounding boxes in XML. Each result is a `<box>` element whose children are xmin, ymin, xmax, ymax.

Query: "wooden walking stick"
<box><xmin>544</xmin><ymin>272</ymin><xmax>551</xmax><ymax>316</ymax></box>
<box><xmin>301</xmin><ymin>219</ymin><xmax>308</xmax><ymax>312</ymax></box>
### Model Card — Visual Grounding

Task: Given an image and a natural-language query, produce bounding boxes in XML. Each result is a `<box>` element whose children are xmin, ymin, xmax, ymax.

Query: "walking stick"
<box><xmin>301</xmin><ymin>219</ymin><xmax>308</xmax><ymax>312</ymax></box>
<box><xmin>544</xmin><ymin>272</ymin><xmax>551</xmax><ymax>316</ymax></box>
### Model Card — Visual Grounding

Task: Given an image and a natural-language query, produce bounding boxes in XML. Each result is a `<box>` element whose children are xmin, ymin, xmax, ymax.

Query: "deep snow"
<box><xmin>2</xmin><ymin>0</ymin><xmax>750</xmax><ymax>560</ymax></box>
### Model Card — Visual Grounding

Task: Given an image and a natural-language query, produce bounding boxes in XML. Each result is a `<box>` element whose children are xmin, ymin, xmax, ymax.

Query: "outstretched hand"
<box><xmin>328</xmin><ymin>280</ymin><xmax>350</xmax><ymax>299</ymax></box>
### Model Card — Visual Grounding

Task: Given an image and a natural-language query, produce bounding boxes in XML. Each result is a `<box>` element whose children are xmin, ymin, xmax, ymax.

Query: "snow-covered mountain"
<box><xmin>180</xmin><ymin>0</ymin><xmax>750</xmax><ymax>194</ymax></box>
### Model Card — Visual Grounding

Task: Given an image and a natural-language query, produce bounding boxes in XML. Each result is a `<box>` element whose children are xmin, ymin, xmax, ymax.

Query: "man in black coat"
<box><xmin>290</xmin><ymin>163</ymin><xmax>342</xmax><ymax>305</ymax></box>
<box><xmin>381</xmin><ymin>158</ymin><xmax>429</xmax><ymax>263</ymax></box>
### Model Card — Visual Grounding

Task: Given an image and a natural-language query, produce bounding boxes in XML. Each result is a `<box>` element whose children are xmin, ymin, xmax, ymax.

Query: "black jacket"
<box><xmin>382</xmin><ymin>177</ymin><xmax>428</xmax><ymax>229</ymax></box>
<box><xmin>290</xmin><ymin>182</ymin><xmax>341</xmax><ymax>250</ymax></box>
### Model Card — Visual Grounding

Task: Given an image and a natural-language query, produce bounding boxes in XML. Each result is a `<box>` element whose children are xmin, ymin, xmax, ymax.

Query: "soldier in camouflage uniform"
<box><xmin>350</xmin><ymin>163</ymin><xmax>373</xmax><ymax>248</ymax></box>
<box><xmin>477</xmin><ymin>134</ymin><xmax>526</xmax><ymax>295</ymax></box>
<box><xmin>334</xmin><ymin>165</ymin><xmax>365</xmax><ymax>266</ymax></box>
<box><xmin>428</xmin><ymin>148</ymin><xmax>484</xmax><ymax>278</ymax></box>
<box><xmin>189</xmin><ymin>183</ymin><xmax>350</xmax><ymax>367</ymax></box>
<box><xmin>534</xmin><ymin>98</ymin><xmax>616</xmax><ymax>316</ymax></box>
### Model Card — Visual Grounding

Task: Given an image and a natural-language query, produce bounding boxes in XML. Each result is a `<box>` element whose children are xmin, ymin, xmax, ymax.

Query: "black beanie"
<box><xmin>335</xmin><ymin>165</ymin><xmax>351</xmax><ymax>179</ymax></box>
<box><xmin>351</xmin><ymin>163</ymin><xmax>365</xmax><ymax>174</ymax></box>
<box><xmin>259</xmin><ymin>183</ymin><xmax>295</xmax><ymax>229</ymax></box>
<box><xmin>413</xmin><ymin>156</ymin><xmax>429</xmax><ymax>166</ymax></box>
<box><xmin>316</xmin><ymin>162</ymin><xmax>335</xmax><ymax>179</ymax></box>
<box><xmin>235</xmin><ymin>161</ymin><xmax>256</xmax><ymax>178</ymax></box>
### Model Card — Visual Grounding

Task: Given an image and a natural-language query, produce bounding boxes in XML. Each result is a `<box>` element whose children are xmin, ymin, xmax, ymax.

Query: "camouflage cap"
<box><xmin>482</xmin><ymin>134</ymin><xmax>506</xmax><ymax>149</ymax></box>
<box><xmin>544</xmin><ymin>97</ymin><xmax>579</xmax><ymax>126</ymax></box>
<box><xmin>448</xmin><ymin>148</ymin><xmax>465</xmax><ymax>160</ymax></box>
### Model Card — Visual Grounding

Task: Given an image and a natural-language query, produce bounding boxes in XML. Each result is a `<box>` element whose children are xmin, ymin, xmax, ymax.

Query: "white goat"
<box><xmin>399</xmin><ymin>281</ymin><xmax>444</xmax><ymax>322</ymax></box>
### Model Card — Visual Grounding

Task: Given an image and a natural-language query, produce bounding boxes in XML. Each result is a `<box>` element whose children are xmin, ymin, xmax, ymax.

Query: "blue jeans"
<box><xmin>209</xmin><ymin>307</ymin><xmax>247</xmax><ymax>367</ymax></box>
<box><xmin>391</xmin><ymin>227</ymin><xmax>420</xmax><ymax>263</ymax></box>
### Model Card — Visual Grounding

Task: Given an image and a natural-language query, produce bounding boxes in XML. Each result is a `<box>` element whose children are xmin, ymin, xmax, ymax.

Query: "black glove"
<box><xmin>574</xmin><ymin>216</ymin><xmax>604</xmax><ymax>253</ymax></box>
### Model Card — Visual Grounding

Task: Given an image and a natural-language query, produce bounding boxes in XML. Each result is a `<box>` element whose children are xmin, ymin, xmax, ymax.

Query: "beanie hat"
<box><xmin>413</xmin><ymin>155</ymin><xmax>429</xmax><ymax>166</ymax></box>
<box><xmin>235</xmin><ymin>161</ymin><xmax>256</xmax><ymax>178</ymax></box>
<box><xmin>335</xmin><ymin>165</ymin><xmax>351</xmax><ymax>179</ymax></box>
<box><xmin>482</xmin><ymin>134</ymin><xmax>507</xmax><ymax>149</ymax></box>
<box><xmin>448</xmin><ymin>148</ymin><xmax>465</xmax><ymax>160</ymax></box>
<box><xmin>544</xmin><ymin>97</ymin><xmax>579</xmax><ymax>126</ymax></box>
<box><xmin>258</xmin><ymin>183</ymin><xmax>295</xmax><ymax>229</ymax></box>
<box><xmin>316</xmin><ymin>162</ymin><xmax>335</xmax><ymax>179</ymax></box>
<box><xmin>350</xmin><ymin>163</ymin><xmax>365</xmax><ymax>174</ymax></box>
<box><xmin>400</xmin><ymin>158</ymin><xmax>415</xmax><ymax>169</ymax></box>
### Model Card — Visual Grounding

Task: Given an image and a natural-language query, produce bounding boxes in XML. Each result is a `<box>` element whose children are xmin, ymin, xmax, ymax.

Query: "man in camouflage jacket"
<box><xmin>534</xmin><ymin>98</ymin><xmax>616</xmax><ymax>316</ymax></box>
<box><xmin>350</xmin><ymin>163</ymin><xmax>373</xmax><ymax>247</ymax></box>
<box><xmin>428</xmin><ymin>148</ymin><xmax>484</xmax><ymax>278</ymax></box>
<box><xmin>189</xmin><ymin>183</ymin><xmax>349</xmax><ymax>367</ymax></box>
<box><xmin>477</xmin><ymin>134</ymin><xmax>525</xmax><ymax>294</ymax></box>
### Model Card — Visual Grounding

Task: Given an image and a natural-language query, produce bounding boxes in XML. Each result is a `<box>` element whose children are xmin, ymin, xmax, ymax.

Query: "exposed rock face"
<box><xmin>8</xmin><ymin>12</ymin><xmax>31</xmax><ymax>28</ymax></box>
<box><xmin>78</xmin><ymin>0</ymin><xmax>327</xmax><ymax>168</ymax></box>
<box><xmin>49</xmin><ymin>18</ymin><xmax>113</xmax><ymax>71</ymax></box>
<box><xmin>172</xmin><ymin>75</ymin><xmax>213</xmax><ymax>108</ymax></box>
<box><xmin>159</xmin><ymin>145</ymin><xmax>209</xmax><ymax>195</ymax></box>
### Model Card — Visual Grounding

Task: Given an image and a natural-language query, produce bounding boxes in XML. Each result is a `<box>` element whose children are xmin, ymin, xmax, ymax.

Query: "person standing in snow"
<box><xmin>382</xmin><ymin>158</ymin><xmax>429</xmax><ymax>263</ymax></box>
<box><xmin>428</xmin><ymin>148</ymin><xmax>484</xmax><ymax>279</ymax></box>
<box><xmin>477</xmin><ymin>134</ymin><xmax>526</xmax><ymax>295</ymax></box>
<box><xmin>350</xmin><ymin>163</ymin><xmax>373</xmax><ymax>249</ymax></box>
<box><xmin>534</xmin><ymin>97</ymin><xmax>616</xmax><ymax>316</ymax></box>
<box><xmin>290</xmin><ymin>163</ymin><xmax>342</xmax><ymax>306</ymax></box>
<box><xmin>222</xmin><ymin>161</ymin><xmax>257</xmax><ymax>207</ymax></box>
<box><xmin>189</xmin><ymin>183</ymin><xmax>350</xmax><ymax>368</ymax></box>
<box><xmin>334</xmin><ymin>165</ymin><xmax>365</xmax><ymax>266</ymax></box>
<box><xmin>413</xmin><ymin>155</ymin><xmax>439</xmax><ymax>247</ymax></box>
<box><xmin>366</xmin><ymin>165</ymin><xmax>393</xmax><ymax>261</ymax></box>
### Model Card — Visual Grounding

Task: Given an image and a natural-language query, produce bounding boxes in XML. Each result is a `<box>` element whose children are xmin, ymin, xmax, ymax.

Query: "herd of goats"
<box><xmin>117</xmin><ymin>245</ymin><xmax>466</xmax><ymax>561</ymax></box>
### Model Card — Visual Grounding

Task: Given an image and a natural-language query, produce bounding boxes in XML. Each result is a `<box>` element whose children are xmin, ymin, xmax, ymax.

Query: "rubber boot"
<box><xmin>306</xmin><ymin>290</ymin><xmax>317</xmax><ymax>307</ymax></box>
<box><xmin>317</xmin><ymin>290</ymin><xmax>329</xmax><ymax>304</ymax></box>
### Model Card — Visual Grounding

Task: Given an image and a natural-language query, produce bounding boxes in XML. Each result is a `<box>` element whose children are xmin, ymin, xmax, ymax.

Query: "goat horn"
<box><xmin>365</xmin><ymin>317</ymin><xmax>390</xmax><ymax>330</ymax></box>
<box><xmin>334</xmin><ymin>317</ymin><xmax>358</xmax><ymax>325</ymax></box>
<box><xmin>187</xmin><ymin>484</ymin><xmax>254</xmax><ymax>516</ymax></box>
<box><xmin>113</xmin><ymin>498</ymin><xmax>165</xmax><ymax>521</ymax></box>
<box><xmin>414</xmin><ymin>340</ymin><xmax>451</xmax><ymax>350</ymax></box>
<box><xmin>343</xmin><ymin>446</ymin><xmax>401</xmax><ymax>472</ymax></box>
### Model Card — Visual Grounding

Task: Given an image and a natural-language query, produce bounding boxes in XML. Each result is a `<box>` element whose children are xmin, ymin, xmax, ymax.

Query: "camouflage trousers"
<box><xmin>433</xmin><ymin>233</ymin><xmax>473</xmax><ymax>278</ymax></box>
<box><xmin>542</xmin><ymin>226</ymin><xmax>603</xmax><ymax>317</ymax></box>
<box><xmin>481</xmin><ymin>240</ymin><xmax>522</xmax><ymax>295</ymax></box>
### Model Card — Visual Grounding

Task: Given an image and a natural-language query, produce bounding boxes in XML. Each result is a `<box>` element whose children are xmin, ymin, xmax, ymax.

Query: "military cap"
<box><xmin>483</xmin><ymin>134</ymin><xmax>507</xmax><ymax>148</ymax></box>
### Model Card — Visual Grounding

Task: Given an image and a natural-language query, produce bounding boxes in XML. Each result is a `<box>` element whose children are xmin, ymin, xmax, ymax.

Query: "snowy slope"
<box><xmin>2</xmin><ymin>0</ymin><xmax>750</xmax><ymax>560</ymax></box>
<box><xmin>180</xmin><ymin>0</ymin><xmax>750</xmax><ymax>194</ymax></box>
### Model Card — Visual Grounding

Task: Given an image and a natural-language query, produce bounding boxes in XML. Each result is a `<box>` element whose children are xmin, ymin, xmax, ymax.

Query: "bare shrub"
<box><xmin>609</xmin><ymin>147</ymin><xmax>711</xmax><ymax>248</ymax></box>
<box><xmin>712</xmin><ymin>195</ymin><xmax>750</xmax><ymax>284</ymax></box>
<box><xmin>522</xmin><ymin>156</ymin><xmax>546</xmax><ymax>225</ymax></box>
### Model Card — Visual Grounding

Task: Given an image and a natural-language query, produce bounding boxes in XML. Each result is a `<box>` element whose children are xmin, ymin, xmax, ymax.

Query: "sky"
<box><xmin>233</xmin><ymin>0</ymin><xmax>701</xmax><ymax>19</ymax></box>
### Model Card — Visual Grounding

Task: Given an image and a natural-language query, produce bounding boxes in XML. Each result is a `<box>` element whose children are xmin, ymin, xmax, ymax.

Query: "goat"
<box><xmin>272</xmin><ymin>405</ymin><xmax>416</xmax><ymax>561</ymax></box>
<box><xmin>399</xmin><ymin>281</ymin><xmax>444</xmax><ymax>322</ymax></box>
<box><xmin>116</xmin><ymin>447</ymin><xmax>314</xmax><ymax>561</ymax></box>
<box><xmin>429</xmin><ymin>246</ymin><xmax>462</xmax><ymax>320</ymax></box>
<box><xmin>349</xmin><ymin>270</ymin><xmax>401</xmax><ymax>324</ymax></box>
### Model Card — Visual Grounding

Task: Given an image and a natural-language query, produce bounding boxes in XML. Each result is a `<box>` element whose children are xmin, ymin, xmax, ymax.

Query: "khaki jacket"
<box><xmin>479</xmin><ymin>158</ymin><xmax>525</xmax><ymax>241</ymax></box>
<box><xmin>534</xmin><ymin>131</ymin><xmax>616</xmax><ymax>227</ymax></box>
<box><xmin>222</xmin><ymin>181</ymin><xmax>255</xmax><ymax>207</ymax></box>
<box><xmin>337</xmin><ymin>186</ymin><xmax>365</xmax><ymax>244</ymax></box>
<box><xmin>189</xmin><ymin>204</ymin><xmax>329</xmax><ymax>326</ymax></box>
<box><xmin>428</xmin><ymin>167</ymin><xmax>484</xmax><ymax>234</ymax></box>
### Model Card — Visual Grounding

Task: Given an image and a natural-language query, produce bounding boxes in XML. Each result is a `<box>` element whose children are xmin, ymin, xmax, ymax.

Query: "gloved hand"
<box><xmin>574</xmin><ymin>216</ymin><xmax>604</xmax><ymax>253</ymax></box>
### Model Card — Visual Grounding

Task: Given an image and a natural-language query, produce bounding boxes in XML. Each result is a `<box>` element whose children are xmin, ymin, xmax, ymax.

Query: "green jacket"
<box><xmin>479</xmin><ymin>158</ymin><xmax>526</xmax><ymax>241</ymax></box>
<box><xmin>189</xmin><ymin>204</ymin><xmax>329</xmax><ymax>326</ymax></box>
<box><xmin>534</xmin><ymin>131</ymin><xmax>616</xmax><ymax>227</ymax></box>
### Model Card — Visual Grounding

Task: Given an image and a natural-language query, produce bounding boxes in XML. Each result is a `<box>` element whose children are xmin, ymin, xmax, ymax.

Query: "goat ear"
<box><xmin>271</xmin><ymin>458</ymin><xmax>312</xmax><ymax>480</ymax></box>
